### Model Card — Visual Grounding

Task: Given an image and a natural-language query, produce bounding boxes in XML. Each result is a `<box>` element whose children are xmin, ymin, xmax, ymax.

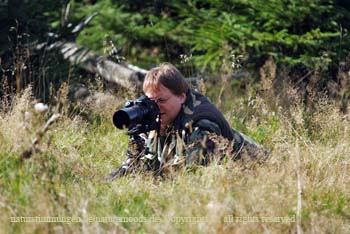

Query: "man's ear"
<box><xmin>179</xmin><ymin>92</ymin><xmax>186</xmax><ymax>104</ymax></box>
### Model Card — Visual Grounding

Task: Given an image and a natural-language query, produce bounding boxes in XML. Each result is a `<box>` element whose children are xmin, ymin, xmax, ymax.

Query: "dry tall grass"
<box><xmin>0</xmin><ymin>79</ymin><xmax>349</xmax><ymax>234</ymax></box>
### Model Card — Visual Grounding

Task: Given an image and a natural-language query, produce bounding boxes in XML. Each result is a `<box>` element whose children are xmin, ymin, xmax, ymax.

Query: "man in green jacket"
<box><xmin>107</xmin><ymin>63</ymin><xmax>268</xmax><ymax>180</ymax></box>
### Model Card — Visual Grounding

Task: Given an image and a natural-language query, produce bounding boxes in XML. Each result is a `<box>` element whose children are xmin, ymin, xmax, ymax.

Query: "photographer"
<box><xmin>107</xmin><ymin>63</ymin><xmax>267</xmax><ymax>180</ymax></box>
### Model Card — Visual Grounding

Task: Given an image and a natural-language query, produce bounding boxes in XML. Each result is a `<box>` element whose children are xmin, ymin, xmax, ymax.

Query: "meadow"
<box><xmin>0</xmin><ymin>73</ymin><xmax>350</xmax><ymax>234</ymax></box>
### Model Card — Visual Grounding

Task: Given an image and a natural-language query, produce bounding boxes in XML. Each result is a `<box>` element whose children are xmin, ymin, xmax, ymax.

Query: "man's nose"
<box><xmin>158</xmin><ymin>104</ymin><xmax>165</xmax><ymax>111</ymax></box>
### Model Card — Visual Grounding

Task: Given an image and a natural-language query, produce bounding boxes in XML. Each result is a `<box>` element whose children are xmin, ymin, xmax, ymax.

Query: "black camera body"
<box><xmin>113</xmin><ymin>96</ymin><xmax>160</xmax><ymax>135</ymax></box>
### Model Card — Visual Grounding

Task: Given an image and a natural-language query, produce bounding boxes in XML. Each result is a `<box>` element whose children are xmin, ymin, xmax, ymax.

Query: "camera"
<box><xmin>113</xmin><ymin>96</ymin><xmax>160</xmax><ymax>135</ymax></box>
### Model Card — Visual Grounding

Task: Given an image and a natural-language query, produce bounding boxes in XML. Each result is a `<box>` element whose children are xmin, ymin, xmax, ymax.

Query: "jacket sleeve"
<box><xmin>185</xmin><ymin>119</ymin><xmax>222</xmax><ymax>166</ymax></box>
<box><xmin>106</xmin><ymin>136</ymin><xmax>146</xmax><ymax>180</ymax></box>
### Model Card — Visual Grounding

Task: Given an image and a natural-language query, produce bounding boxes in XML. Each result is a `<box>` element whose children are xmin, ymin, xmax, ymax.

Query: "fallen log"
<box><xmin>45</xmin><ymin>41</ymin><xmax>145</xmax><ymax>93</ymax></box>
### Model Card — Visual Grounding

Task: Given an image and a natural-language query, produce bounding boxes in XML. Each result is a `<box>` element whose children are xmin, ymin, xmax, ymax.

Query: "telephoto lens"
<box><xmin>113</xmin><ymin>104</ymin><xmax>144</xmax><ymax>129</ymax></box>
<box><xmin>113</xmin><ymin>96</ymin><xmax>160</xmax><ymax>130</ymax></box>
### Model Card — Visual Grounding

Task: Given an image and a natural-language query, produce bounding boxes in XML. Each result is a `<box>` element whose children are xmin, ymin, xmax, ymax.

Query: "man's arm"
<box><xmin>185</xmin><ymin>119</ymin><xmax>223</xmax><ymax>166</ymax></box>
<box><xmin>185</xmin><ymin>119</ymin><xmax>265</xmax><ymax>165</ymax></box>
<box><xmin>105</xmin><ymin>136</ymin><xmax>146</xmax><ymax>180</ymax></box>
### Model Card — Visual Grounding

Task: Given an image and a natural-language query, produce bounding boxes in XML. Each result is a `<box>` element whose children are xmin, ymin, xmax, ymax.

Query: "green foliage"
<box><xmin>73</xmin><ymin>0</ymin><xmax>177</xmax><ymax>68</ymax></box>
<box><xmin>73</xmin><ymin>0</ymin><xmax>350</xmax><ymax>73</ymax></box>
<box><xmin>2</xmin><ymin>0</ymin><xmax>349</xmax><ymax>100</ymax></box>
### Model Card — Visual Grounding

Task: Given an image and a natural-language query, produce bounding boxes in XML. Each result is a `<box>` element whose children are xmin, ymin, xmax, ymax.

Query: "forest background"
<box><xmin>1</xmin><ymin>0</ymin><xmax>350</xmax><ymax>233</ymax></box>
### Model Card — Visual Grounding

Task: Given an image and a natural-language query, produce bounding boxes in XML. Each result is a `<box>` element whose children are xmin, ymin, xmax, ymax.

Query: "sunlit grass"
<box><xmin>1</xmin><ymin>82</ymin><xmax>350</xmax><ymax>233</ymax></box>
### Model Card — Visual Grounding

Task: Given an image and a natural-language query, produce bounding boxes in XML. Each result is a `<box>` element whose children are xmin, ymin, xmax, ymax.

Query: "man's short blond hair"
<box><xmin>143</xmin><ymin>63</ymin><xmax>189</xmax><ymax>95</ymax></box>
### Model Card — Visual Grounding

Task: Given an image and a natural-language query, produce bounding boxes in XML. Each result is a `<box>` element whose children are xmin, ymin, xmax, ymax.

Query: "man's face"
<box><xmin>145</xmin><ymin>83</ymin><xmax>186</xmax><ymax>130</ymax></box>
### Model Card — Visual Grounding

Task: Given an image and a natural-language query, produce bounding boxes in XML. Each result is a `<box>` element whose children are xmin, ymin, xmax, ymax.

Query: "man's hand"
<box><xmin>105</xmin><ymin>166</ymin><xmax>127</xmax><ymax>181</ymax></box>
